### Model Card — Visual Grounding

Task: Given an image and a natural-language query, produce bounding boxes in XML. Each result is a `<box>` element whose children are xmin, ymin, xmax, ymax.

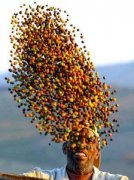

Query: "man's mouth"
<box><xmin>73</xmin><ymin>152</ymin><xmax>87</xmax><ymax>160</ymax></box>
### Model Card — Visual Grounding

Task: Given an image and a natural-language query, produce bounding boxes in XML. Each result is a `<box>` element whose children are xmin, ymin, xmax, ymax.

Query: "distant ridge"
<box><xmin>1</xmin><ymin>61</ymin><xmax>134</xmax><ymax>88</ymax></box>
<box><xmin>97</xmin><ymin>61</ymin><xmax>134</xmax><ymax>88</ymax></box>
<box><xmin>0</xmin><ymin>72</ymin><xmax>10</xmax><ymax>87</ymax></box>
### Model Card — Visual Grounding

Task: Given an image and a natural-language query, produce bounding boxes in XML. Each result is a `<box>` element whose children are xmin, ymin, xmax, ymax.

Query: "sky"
<box><xmin>0</xmin><ymin>0</ymin><xmax>134</xmax><ymax>73</ymax></box>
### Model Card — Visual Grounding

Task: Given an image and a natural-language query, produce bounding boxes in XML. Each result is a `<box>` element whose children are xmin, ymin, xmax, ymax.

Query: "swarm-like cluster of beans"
<box><xmin>6</xmin><ymin>3</ymin><xmax>119</xmax><ymax>148</ymax></box>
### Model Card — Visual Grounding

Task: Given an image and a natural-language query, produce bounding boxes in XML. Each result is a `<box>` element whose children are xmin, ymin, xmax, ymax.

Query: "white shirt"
<box><xmin>23</xmin><ymin>166</ymin><xmax>129</xmax><ymax>180</ymax></box>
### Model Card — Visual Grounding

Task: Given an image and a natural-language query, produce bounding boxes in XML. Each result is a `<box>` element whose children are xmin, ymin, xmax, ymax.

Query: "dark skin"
<box><xmin>63</xmin><ymin>129</ymin><xmax>100</xmax><ymax>180</ymax></box>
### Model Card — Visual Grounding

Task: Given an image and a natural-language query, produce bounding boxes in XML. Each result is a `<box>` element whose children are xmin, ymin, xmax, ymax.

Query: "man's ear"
<box><xmin>62</xmin><ymin>142</ymin><xmax>68</xmax><ymax>155</ymax></box>
<box><xmin>95</xmin><ymin>144</ymin><xmax>100</xmax><ymax>159</ymax></box>
<box><xmin>94</xmin><ymin>147</ymin><xmax>101</xmax><ymax>168</ymax></box>
<box><xmin>95</xmin><ymin>149</ymin><xmax>99</xmax><ymax>160</ymax></box>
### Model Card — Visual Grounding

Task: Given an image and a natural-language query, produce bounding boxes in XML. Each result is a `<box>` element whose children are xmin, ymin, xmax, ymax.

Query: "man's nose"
<box><xmin>78</xmin><ymin>136</ymin><xmax>86</xmax><ymax>144</ymax></box>
<box><xmin>76</xmin><ymin>137</ymin><xmax>88</xmax><ymax>149</ymax></box>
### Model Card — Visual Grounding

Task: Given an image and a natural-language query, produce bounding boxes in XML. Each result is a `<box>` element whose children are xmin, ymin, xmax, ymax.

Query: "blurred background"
<box><xmin>0</xmin><ymin>0</ymin><xmax>134</xmax><ymax>179</ymax></box>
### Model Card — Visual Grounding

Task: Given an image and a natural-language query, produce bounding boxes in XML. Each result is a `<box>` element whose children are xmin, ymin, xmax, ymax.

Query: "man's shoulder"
<box><xmin>93</xmin><ymin>166</ymin><xmax>129</xmax><ymax>180</ymax></box>
<box><xmin>23</xmin><ymin>166</ymin><xmax>129</xmax><ymax>180</ymax></box>
<box><xmin>23</xmin><ymin>166</ymin><xmax>67</xmax><ymax>179</ymax></box>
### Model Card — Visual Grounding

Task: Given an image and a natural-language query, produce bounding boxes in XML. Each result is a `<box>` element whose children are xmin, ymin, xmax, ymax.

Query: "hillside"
<box><xmin>0</xmin><ymin>62</ymin><xmax>134</xmax><ymax>179</ymax></box>
<box><xmin>1</xmin><ymin>61</ymin><xmax>134</xmax><ymax>88</ymax></box>
<box><xmin>0</xmin><ymin>87</ymin><xmax>134</xmax><ymax>179</ymax></box>
<box><xmin>97</xmin><ymin>61</ymin><xmax>134</xmax><ymax>88</ymax></box>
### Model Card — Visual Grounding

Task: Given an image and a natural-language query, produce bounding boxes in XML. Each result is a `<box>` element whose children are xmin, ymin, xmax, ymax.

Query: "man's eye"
<box><xmin>87</xmin><ymin>137</ymin><xmax>94</xmax><ymax>141</ymax></box>
<box><xmin>87</xmin><ymin>145</ymin><xmax>91</xmax><ymax>150</ymax></box>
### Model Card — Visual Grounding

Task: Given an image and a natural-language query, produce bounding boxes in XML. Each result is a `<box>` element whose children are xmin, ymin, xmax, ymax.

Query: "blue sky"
<box><xmin>1</xmin><ymin>0</ymin><xmax>134</xmax><ymax>73</ymax></box>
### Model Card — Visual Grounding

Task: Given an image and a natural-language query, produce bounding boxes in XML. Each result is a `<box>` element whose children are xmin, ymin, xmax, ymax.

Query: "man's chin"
<box><xmin>70</xmin><ymin>161</ymin><xmax>90</xmax><ymax>175</ymax></box>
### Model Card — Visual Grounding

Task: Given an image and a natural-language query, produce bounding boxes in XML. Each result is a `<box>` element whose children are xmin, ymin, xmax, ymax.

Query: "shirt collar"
<box><xmin>63</xmin><ymin>166</ymin><xmax>99</xmax><ymax>180</ymax></box>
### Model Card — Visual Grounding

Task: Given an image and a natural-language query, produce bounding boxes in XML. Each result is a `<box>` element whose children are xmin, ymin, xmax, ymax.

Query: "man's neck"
<box><xmin>66</xmin><ymin>167</ymin><xmax>93</xmax><ymax>180</ymax></box>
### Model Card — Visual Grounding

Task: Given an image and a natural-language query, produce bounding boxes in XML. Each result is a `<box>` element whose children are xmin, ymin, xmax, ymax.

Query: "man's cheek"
<box><xmin>67</xmin><ymin>152</ymin><xmax>74</xmax><ymax>159</ymax></box>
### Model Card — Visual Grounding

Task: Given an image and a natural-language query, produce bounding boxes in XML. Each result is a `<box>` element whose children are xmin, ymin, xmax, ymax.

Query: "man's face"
<box><xmin>63</xmin><ymin>129</ymin><xmax>99</xmax><ymax>175</ymax></box>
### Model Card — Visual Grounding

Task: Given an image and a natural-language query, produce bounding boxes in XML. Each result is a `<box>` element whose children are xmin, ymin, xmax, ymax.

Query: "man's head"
<box><xmin>63</xmin><ymin>128</ymin><xmax>100</xmax><ymax>175</ymax></box>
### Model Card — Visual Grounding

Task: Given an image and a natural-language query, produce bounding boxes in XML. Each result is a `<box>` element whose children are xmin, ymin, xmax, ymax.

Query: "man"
<box><xmin>23</xmin><ymin>128</ymin><xmax>129</xmax><ymax>180</ymax></box>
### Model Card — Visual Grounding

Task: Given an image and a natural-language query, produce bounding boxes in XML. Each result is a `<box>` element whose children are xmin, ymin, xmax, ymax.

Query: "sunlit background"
<box><xmin>0</xmin><ymin>0</ymin><xmax>134</xmax><ymax>179</ymax></box>
<box><xmin>1</xmin><ymin>0</ymin><xmax>134</xmax><ymax>73</ymax></box>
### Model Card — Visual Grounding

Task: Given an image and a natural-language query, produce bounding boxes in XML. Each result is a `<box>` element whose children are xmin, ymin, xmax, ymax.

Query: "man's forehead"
<box><xmin>81</xmin><ymin>128</ymin><xmax>97</xmax><ymax>137</ymax></box>
<box><xmin>87</xmin><ymin>129</ymin><xmax>95</xmax><ymax>136</ymax></box>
